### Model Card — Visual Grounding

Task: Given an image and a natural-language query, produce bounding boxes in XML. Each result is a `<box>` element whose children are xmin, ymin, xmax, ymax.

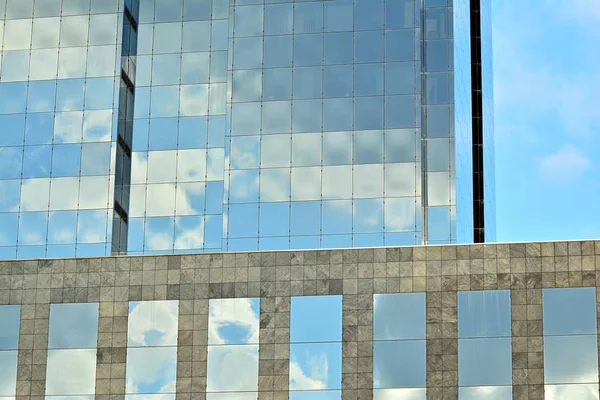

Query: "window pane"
<box><xmin>544</xmin><ymin>335</ymin><xmax>599</xmax><ymax>384</ymax></box>
<box><xmin>543</xmin><ymin>287</ymin><xmax>597</xmax><ymax>336</ymax></box>
<box><xmin>291</xmin><ymin>296</ymin><xmax>342</xmax><ymax>343</ymax></box>
<box><xmin>458</xmin><ymin>338</ymin><xmax>512</xmax><ymax>387</ymax></box>
<box><xmin>127</xmin><ymin>301</ymin><xmax>179</xmax><ymax>347</ymax></box>
<box><xmin>458</xmin><ymin>290</ymin><xmax>511</xmax><ymax>338</ymax></box>
<box><xmin>49</xmin><ymin>303</ymin><xmax>99</xmax><ymax>349</ymax></box>
<box><xmin>373</xmin><ymin>341</ymin><xmax>426</xmax><ymax>388</ymax></box>
<box><xmin>374</xmin><ymin>293</ymin><xmax>425</xmax><ymax>340</ymax></box>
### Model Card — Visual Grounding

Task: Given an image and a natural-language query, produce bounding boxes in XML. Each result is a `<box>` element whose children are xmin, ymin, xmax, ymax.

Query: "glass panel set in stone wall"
<box><xmin>206</xmin><ymin>298</ymin><xmax>260</xmax><ymax>399</ymax></box>
<box><xmin>0</xmin><ymin>286</ymin><xmax>543</xmax><ymax>397</ymax></box>
<box><xmin>46</xmin><ymin>303</ymin><xmax>99</xmax><ymax>399</ymax></box>
<box><xmin>0</xmin><ymin>305</ymin><xmax>20</xmax><ymax>400</ymax></box>
<box><xmin>125</xmin><ymin>300</ymin><xmax>179</xmax><ymax>399</ymax></box>
<box><xmin>289</xmin><ymin>295</ymin><xmax>342</xmax><ymax>399</ymax></box>
<box><xmin>373</xmin><ymin>293</ymin><xmax>426</xmax><ymax>399</ymax></box>
<box><xmin>457</xmin><ymin>290</ymin><xmax>512</xmax><ymax>399</ymax></box>
<box><xmin>543</xmin><ymin>288</ymin><xmax>599</xmax><ymax>399</ymax></box>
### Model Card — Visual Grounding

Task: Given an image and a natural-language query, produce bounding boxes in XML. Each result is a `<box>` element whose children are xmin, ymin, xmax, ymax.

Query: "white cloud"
<box><xmin>126</xmin><ymin>347</ymin><xmax>177</xmax><ymax>395</ymax></box>
<box><xmin>538</xmin><ymin>145</ymin><xmax>591</xmax><ymax>181</ymax></box>
<box><xmin>46</xmin><ymin>349</ymin><xmax>97</xmax><ymax>396</ymax></box>
<box><xmin>208</xmin><ymin>298</ymin><xmax>259</xmax><ymax>345</ymax></box>
<box><xmin>289</xmin><ymin>353</ymin><xmax>328</xmax><ymax>391</ymax></box>
<box><xmin>206</xmin><ymin>346</ymin><xmax>259</xmax><ymax>392</ymax></box>
<box><xmin>128</xmin><ymin>301</ymin><xmax>179</xmax><ymax>347</ymax></box>
<box><xmin>546</xmin><ymin>384</ymin><xmax>599</xmax><ymax>400</ymax></box>
<box><xmin>373</xmin><ymin>388</ymin><xmax>426</xmax><ymax>400</ymax></box>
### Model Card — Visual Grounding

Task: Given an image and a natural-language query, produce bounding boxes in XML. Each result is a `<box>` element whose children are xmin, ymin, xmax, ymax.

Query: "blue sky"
<box><xmin>493</xmin><ymin>1</ymin><xmax>600</xmax><ymax>242</ymax></box>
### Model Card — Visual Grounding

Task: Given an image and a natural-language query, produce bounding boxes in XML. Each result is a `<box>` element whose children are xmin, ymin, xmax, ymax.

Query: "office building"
<box><xmin>0</xmin><ymin>0</ymin><xmax>494</xmax><ymax>259</ymax></box>
<box><xmin>1</xmin><ymin>240</ymin><xmax>599</xmax><ymax>400</ymax></box>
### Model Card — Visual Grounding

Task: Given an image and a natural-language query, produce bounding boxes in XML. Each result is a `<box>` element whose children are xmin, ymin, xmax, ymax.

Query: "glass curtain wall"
<box><xmin>224</xmin><ymin>0</ymin><xmax>424</xmax><ymax>251</ymax></box>
<box><xmin>127</xmin><ymin>0</ymin><xmax>227</xmax><ymax>255</ymax></box>
<box><xmin>0</xmin><ymin>0</ymin><xmax>124</xmax><ymax>259</ymax></box>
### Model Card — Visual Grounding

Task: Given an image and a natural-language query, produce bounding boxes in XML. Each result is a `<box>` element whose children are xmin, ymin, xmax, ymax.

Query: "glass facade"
<box><xmin>0</xmin><ymin>0</ymin><xmax>494</xmax><ymax>259</ymax></box>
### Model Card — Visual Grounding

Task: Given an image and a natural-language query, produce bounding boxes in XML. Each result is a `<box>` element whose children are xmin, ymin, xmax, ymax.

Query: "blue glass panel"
<box><xmin>24</xmin><ymin>113</ymin><xmax>54</xmax><ymax>145</ymax></box>
<box><xmin>49</xmin><ymin>303</ymin><xmax>99</xmax><ymax>349</ymax></box>
<box><xmin>228</xmin><ymin>204</ymin><xmax>259</xmax><ymax>238</ymax></box>
<box><xmin>374</xmin><ymin>293</ymin><xmax>426</xmax><ymax>340</ymax></box>
<box><xmin>290</xmin><ymin>201</ymin><xmax>321</xmax><ymax>236</ymax></box>
<box><xmin>324</xmin><ymin>32</ymin><xmax>353</xmax><ymax>65</ymax></box>
<box><xmin>458</xmin><ymin>290</ymin><xmax>511</xmax><ymax>338</ymax></box>
<box><xmin>374</xmin><ymin>341</ymin><xmax>426</xmax><ymax>388</ymax></box>
<box><xmin>354</xmin><ymin>0</ymin><xmax>383</xmax><ymax>31</ymax></box>
<box><xmin>543</xmin><ymin>287</ymin><xmax>597</xmax><ymax>336</ymax></box>
<box><xmin>291</xmin><ymin>296</ymin><xmax>342</xmax><ymax>343</ymax></box>
<box><xmin>458</xmin><ymin>338</ymin><xmax>512</xmax><ymax>386</ymax></box>
<box><xmin>259</xmin><ymin>202</ymin><xmax>290</xmax><ymax>237</ymax></box>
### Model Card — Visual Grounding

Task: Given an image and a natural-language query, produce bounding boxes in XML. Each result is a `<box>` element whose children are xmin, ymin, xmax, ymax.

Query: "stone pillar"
<box><xmin>342</xmin><ymin>293</ymin><xmax>373</xmax><ymax>400</ymax></box>
<box><xmin>425</xmin><ymin>245</ymin><xmax>458</xmax><ymax>400</ymax></box>
<box><xmin>176</xmin><ymin>298</ymin><xmax>208</xmax><ymax>400</ymax></box>
<box><xmin>95</xmin><ymin>256</ymin><xmax>129</xmax><ymax>400</ymax></box>
<box><xmin>258</xmin><ymin>296</ymin><xmax>290</xmax><ymax>400</ymax></box>
<box><xmin>511</xmin><ymin>287</ymin><xmax>544</xmax><ymax>400</ymax></box>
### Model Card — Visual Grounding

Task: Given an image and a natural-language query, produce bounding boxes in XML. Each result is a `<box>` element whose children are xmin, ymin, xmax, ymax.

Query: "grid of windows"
<box><xmin>0</xmin><ymin>0</ymin><xmax>124</xmax><ymax>259</ymax></box>
<box><xmin>224</xmin><ymin>0</ymin><xmax>426</xmax><ymax>251</ymax></box>
<box><xmin>126</xmin><ymin>0</ymin><xmax>227</xmax><ymax>255</ymax></box>
<box><xmin>0</xmin><ymin>0</ymin><xmax>486</xmax><ymax>258</ymax></box>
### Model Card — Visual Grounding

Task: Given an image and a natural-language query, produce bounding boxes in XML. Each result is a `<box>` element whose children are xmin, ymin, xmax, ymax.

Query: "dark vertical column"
<box><xmin>470</xmin><ymin>0</ymin><xmax>485</xmax><ymax>243</ymax></box>
<box><xmin>111</xmin><ymin>0</ymin><xmax>140</xmax><ymax>255</ymax></box>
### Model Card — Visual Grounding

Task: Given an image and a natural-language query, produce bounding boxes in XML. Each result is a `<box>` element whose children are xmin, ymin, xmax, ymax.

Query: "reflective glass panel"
<box><xmin>545</xmin><ymin>384</ymin><xmax>600</xmax><ymax>400</ymax></box>
<box><xmin>48</xmin><ymin>303</ymin><xmax>99</xmax><ymax>349</ymax></box>
<box><xmin>459</xmin><ymin>386</ymin><xmax>513</xmax><ymax>400</ymax></box>
<box><xmin>126</xmin><ymin>301</ymin><xmax>179</xmax><ymax>395</ymax></box>
<box><xmin>374</xmin><ymin>293</ymin><xmax>426</xmax><ymax>340</ymax></box>
<box><xmin>46</xmin><ymin>349</ymin><xmax>97</xmax><ymax>396</ymax></box>
<box><xmin>0</xmin><ymin>306</ymin><xmax>20</xmax><ymax>350</ymax></box>
<box><xmin>543</xmin><ymin>287</ymin><xmax>597</xmax><ymax>336</ymax></box>
<box><xmin>290</xmin><ymin>343</ymin><xmax>342</xmax><ymax>391</ymax></box>
<box><xmin>458</xmin><ymin>338</ymin><xmax>512</xmax><ymax>387</ymax></box>
<box><xmin>208</xmin><ymin>298</ymin><xmax>260</xmax><ymax>345</ymax></box>
<box><xmin>207</xmin><ymin>298</ymin><xmax>260</xmax><ymax>397</ymax></box>
<box><xmin>544</xmin><ymin>335</ymin><xmax>599</xmax><ymax>384</ymax></box>
<box><xmin>458</xmin><ymin>290</ymin><xmax>511</xmax><ymax>338</ymax></box>
<box><xmin>290</xmin><ymin>296</ymin><xmax>342</xmax><ymax>343</ymax></box>
<box><xmin>373</xmin><ymin>341</ymin><xmax>426</xmax><ymax>388</ymax></box>
<box><xmin>127</xmin><ymin>301</ymin><xmax>179</xmax><ymax>347</ymax></box>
